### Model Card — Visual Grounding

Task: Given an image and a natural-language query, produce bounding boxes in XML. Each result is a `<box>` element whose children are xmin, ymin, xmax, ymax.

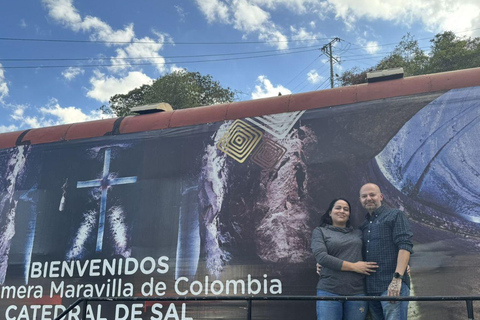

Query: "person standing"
<box><xmin>359</xmin><ymin>183</ymin><xmax>413</xmax><ymax>320</ymax></box>
<box><xmin>311</xmin><ymin>198</ymin><xmax>378</xmax><ymax>320</ymax></box>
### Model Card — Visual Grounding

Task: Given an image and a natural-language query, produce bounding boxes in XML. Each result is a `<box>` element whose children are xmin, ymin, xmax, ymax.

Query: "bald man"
<box><xmin>359</xmin><ymin>183</ymin><xmax>413</xmax><ymax>320</ymax></box>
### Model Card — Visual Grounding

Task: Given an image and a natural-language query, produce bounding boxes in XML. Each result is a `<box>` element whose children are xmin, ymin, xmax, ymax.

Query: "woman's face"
<box><xmin>330</xmin><ymin>200</ymin><xmax>350</xmax><ymax>227</ymax></box>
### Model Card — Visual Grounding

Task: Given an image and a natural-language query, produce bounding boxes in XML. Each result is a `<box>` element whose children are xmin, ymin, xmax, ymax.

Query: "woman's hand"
<box><xmin>349</xmin><ymin>261</ymin><xmax>379</xmax><ymax>275</ymax></box>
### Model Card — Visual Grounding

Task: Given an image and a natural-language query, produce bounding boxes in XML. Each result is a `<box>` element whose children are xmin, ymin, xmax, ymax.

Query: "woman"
<box><xmin>311</xmin><ymin>198</ymin><xmax>378</xmax><ymax>320</ymax></box>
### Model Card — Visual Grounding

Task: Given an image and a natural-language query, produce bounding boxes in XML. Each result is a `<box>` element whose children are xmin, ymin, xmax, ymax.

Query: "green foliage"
<box><xmin>106</xmin><ymin>70</ymin><xmax>237</xmax><ymax>116</ymax></box>
<box><xmin>337</xmin><ymin>31</ymin><xmax>480</xmax><ymax>86</ymax></box>
<box><xmin>426</xmin><ymin>31</ymin><xmax>480</xmax><ymax>73</ymax></box>
<box><xmin>336</xmin><ymin>67</ymin><xmax>370</xmax><ymax>87</ymax></box>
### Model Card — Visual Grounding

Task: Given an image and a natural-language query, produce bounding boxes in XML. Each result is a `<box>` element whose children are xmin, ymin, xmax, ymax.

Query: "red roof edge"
<box><xmin>1</xmin><ymin>67</ymin><xmax>479</xmax><ymax>149</ymax></box>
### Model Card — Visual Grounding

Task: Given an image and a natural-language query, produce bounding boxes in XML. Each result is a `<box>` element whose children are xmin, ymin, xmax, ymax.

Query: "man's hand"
<box><xmin>387</xmin><ymin>278</ymin><xmax>402</xmax><ymax>303</ymax></box>
<box><xmin>316</xmin><ymin>263</ymin><xmax>322</xmax><ymax>276</ymax></box>
<box><xmin>351</xmin><ymin>261</ymin><xmax>379</xmax><ymax>275</ymax></box>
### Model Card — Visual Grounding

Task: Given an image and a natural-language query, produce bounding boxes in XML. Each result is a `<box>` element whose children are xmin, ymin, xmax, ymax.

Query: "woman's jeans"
<box><xmin>316</xmin><ymin>289</ymin><xmax>368</xmax><ymax>320</ymax></box>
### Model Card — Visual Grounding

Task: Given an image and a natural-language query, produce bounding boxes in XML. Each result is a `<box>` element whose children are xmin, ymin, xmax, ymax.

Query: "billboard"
<box><xmin>1</xmin><ymin>86</ymin><xmax>480</xmax><ymax>319</ymax></box>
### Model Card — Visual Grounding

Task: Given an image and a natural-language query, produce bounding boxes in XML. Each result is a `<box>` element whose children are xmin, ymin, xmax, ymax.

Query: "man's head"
<box><xmin>359</xmin><ymin>183</ymin><xmax>383</xmax><ymax>214</ymax></box>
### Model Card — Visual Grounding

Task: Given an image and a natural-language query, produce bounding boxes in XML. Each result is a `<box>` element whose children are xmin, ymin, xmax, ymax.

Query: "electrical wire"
<box><xmin>0</xmin><ymin>36</ymin><xmax>332</xmax><ymax>45</ymax></box>
<box><xmin>315</xmin><ymin>76</ymin><xmax>331</xmax><ymax>90</ymax></box>
<box><xmin>284</xmin><ymin>53</ymin><xmax>323</xmax><ymax>87</ymax></box>
<box><xmin>292</xmin><ymin>64</ymin><xmax>329</xmax><ymax>93</ymax></box>
<box><xmin>0</xmin><ymin>45</ymin><xmax>321</xmax><ymax>62</ymax></box>
<box><xmin>0</xmin><ymin>48</ymin><xmax>320</xmax><ymax>69</ymax></box>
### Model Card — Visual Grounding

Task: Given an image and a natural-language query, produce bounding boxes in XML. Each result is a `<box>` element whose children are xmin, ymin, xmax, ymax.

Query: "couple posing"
<box><xmin>311</xmin><ymin>183</ymin><xmax>413</xmax><ymax>320</ymax></box>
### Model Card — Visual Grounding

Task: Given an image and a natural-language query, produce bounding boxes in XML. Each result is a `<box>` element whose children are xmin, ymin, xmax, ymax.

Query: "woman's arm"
<box><xmin>312</xmin><ymin>228</ymin><xmax>378</xmax><ymax>275</ymax></box>
<box><xmin>311</xmin><ymin>228</ymin><xmax>345</xmax><ymax>271</ymax></box>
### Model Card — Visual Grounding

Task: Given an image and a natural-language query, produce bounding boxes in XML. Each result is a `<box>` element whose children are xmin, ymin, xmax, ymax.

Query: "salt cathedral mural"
<box><xmin>0</xmin><ymin>86</ymin><xmax>479</xmax><ymax>319</ymax></box>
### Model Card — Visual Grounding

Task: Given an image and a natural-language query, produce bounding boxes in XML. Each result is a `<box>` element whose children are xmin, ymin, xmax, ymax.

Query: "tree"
<box><xmin>336</xmin><ymin>67</ymin><xmax>371</xmax><ymax>87</ymax></box>
<box><xmin>426</xmin><ymin>31</ymin><xmax>480</xmax><ymax>73</ymax></box>
<box><xmin>377</xmin><ymin>33</ymin><xmax>429</xmax><ymax>76</ymax></box>
<box><xmin>105</xmin><ymin>70</ymin><xmax>237</xmax><ymax>116</ymax></box>
<box><xmin>337</xmin><ymin>31</ymin><xmax>480</xmax><ymax>86</ymax></box>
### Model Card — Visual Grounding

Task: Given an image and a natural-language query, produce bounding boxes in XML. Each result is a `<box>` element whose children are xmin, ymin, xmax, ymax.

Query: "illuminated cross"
<box><xmin>76</xmin><ymin>148</ymin><xmax>137</xmax><ymax>252</ymax></box>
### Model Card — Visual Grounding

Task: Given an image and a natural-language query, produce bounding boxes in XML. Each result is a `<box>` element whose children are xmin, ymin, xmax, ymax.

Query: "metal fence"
<box><xmin>53</xmin><ymin>295</ymin><xmax>480</xmax><ymax>320</ymax></box>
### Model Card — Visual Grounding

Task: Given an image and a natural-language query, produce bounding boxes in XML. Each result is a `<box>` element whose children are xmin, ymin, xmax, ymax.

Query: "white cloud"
<box><xmin>194</xmin><ymin>0</ymin><xmax>230</xmax><ymax>23</ymax></box>
<box><xmin>307</xmin><ymin>70</ymin><xmax>324</xmax><ymax>84</ymax></box>
<box><xmin>252</xmin><ymin>75</ymin><xmax>291</xmax><ymax>99</ymax></box>
<box><xmin>10</xmin><ymin>104</ymin><xmax>26</xmax><ymax>121</ymax></box>
<box><xmin>20</xmin><ymin>19</ymin><xmax>27</xmax><ymax>28</ymax></box>
<box><xmin>250</xmin><ymin>0</ymin><xmax>319</xmax><ymax>14</ymax></box>
<box><xmin>62</xmin><ymin>67</ymin><xmax>85</xmax><ymax>81</ymax></box>
<box><xmin>194</xmin><ymin>0</ymin><xmax>289</xmax><ymax>49</ymax></box>
<box><xmin>356</xmin><ymin>37</ymin><xmax>380</xmax><ymax>54</ymax></box>
<box><xmin>232</xmin><ymin>0</ymin><xmax>289</xmax><ymax>49</ymax></box>
<box><xmin>0</xmin><ymin>64</ymin><xmax>9</xmax><ymax>103</ymax></box>
<box><xmin>0</xmin><ymin>125</ymin><xmax>18</xmax><ymax>133</ymax></box>
<box><xmin>174</xmin><ymin>5</ymin><xmax>186</xmax><ymax>22</ymax></box>
<box><xmin>87</xmin><ymin>71</ymin><xmax>153</xmax><ymax>103</ymax></box>
<box><xmin>42</xmin><ymin>0</ymin><xmax>134</xmax><ymax>42</ymax></box>
<box><xmin>43</xmin><ymin>0</ymin><xmax>170</xmax><ymax>76</ymax></box>
<box><xmin>325</xmin><ymin>0</ymin><xmax>480</xmax><ymax>37</ymax></box>
<box><xmin>194</xmin><ymin>0</ymin><xmax>480</xmax><ymax>51</ymax></box>
<box><xmin>233</xmin><ymin>0</ymin><xmax>270</xmax><ymax>33</ymax></box>
<box><xmin>365</xmin><ymin>41</ymin><xmax>380</xmax><ymax>54</ymax></box>
<box><xmin>9</xmin><ymin>104</ymin><xmax>51</xmax><ymax>129</ymax></box>
<box><xmin>42</xmin><ymin>0</ymin><xmax>82</xmax><ymax>27</ymax></box>
<box><xmin>258</xmin><ymin>30</ymin><xmax>289</xmax><ymax>50</ymax></box>
<box><xmin>7</xmin><ymin>100</ymin><xmax>113</xmax><ymax>130</ymax></box>
<box><xmin>290</xmin><ymin>26</ymin><xmax>325</xmax><ymax>44</ymax></box>
<box><xmin>109</xmin><ymin>35</ymin><xmax>167</xmax><ymax>74</ymax></box>
<box><xmin>169</xmin><ymin>65</ymin><xmax>184</xmax><ymax>73</ymax></box>
<box><xmin>40</xmin><ymin>100</ymin><xmax>106</xmax><ymax>124</ymax></box>
<box><xmin>24</xmin><ymin>116</ymin><xmax>50</xmax><ymax>129</ymax></box>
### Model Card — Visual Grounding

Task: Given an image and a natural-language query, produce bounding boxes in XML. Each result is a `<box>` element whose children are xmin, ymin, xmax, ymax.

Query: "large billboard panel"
<box><xmin>1</xmin><ymin>86</ymin><xmax>480</xmax><ymax>319</ymax></box>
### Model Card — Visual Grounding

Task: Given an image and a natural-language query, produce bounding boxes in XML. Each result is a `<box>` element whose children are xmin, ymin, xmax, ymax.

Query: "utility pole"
<box><xmin>321</xmin><ymin>37</ymin><xmax>341</xmax><ymax>88</ymax></box>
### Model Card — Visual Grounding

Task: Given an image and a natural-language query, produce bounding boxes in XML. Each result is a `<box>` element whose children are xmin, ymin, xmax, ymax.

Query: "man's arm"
<box><xmin>395</xmin><ymin>249</ymin><xmax>410</xmax><ymax>276</ymax></box>
<box><xmin>388</xmin><ymin>210</ymin><xmax>413</xmax><ymax>299</ymax></box>
<box><xmin>387</xmin><ymin>249</ymin><xmax>410</xmax><ymax>297</ymax></box>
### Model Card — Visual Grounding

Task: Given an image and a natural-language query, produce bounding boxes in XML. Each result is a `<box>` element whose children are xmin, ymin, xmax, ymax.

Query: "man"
<box><xmin>359</xmin><ymin>183</ymin><xmax>413</xmax><ymax>320</ymax></box>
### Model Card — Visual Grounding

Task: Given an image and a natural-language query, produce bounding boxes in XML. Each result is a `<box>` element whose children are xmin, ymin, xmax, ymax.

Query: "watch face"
<box><xmin>394</xmin><ymin>272</ymin><xmax>402</xmax><ymax>279</ymax></box>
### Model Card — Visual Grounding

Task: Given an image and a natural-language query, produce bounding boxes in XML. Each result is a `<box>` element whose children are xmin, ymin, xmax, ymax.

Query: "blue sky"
<box><xmin>1</xmin><ymin>0</ymin><xmax>479</xmax><ymax>133</ymax></box>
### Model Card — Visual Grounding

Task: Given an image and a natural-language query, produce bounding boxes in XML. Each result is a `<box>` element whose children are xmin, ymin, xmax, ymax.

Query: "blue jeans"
<box><xmin>369</xmin><ymin>284</ymin><xmax>410</xmax><ymax>320</ymax></box>
<box><xmin>316</xmin><ymin>290</ymin><xmax>368</xmax><ymax>320</ymax></box>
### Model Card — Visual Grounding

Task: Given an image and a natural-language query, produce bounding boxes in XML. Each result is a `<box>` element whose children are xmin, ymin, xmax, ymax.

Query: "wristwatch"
<box><xmin>393</xmin><ymin>272</ymin><xmax>403</xmax><ymax>279</ymax></box>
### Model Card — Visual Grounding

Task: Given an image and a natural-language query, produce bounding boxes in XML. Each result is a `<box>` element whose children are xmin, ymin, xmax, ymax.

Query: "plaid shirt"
<box><xmin>359</xmin><ymin>204</ymin><xmax>413</xmax><ymax>295</ymax></box>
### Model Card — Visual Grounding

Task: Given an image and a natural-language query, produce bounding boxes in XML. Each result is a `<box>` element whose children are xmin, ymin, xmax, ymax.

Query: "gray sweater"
<box><xmin>311</xmin><ymin>225</ymin><xmax>365</xmax><ymax>295</ymax></box>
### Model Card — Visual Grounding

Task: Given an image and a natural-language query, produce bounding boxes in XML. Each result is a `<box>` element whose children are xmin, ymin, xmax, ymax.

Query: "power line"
<box><xmin>285</xmin><ymin>53</ymin><xmax>323</xmax><ymax>87</ymax></box>
<box><xmin>0</xmin><ymin>36</ymin><xmax>332</xmax><ymax>45</ymax></box>
<box><xmin>0</xmin><ymin>48</ymin><xmax>320</xmax><ymax>70</ymax></box>
<box><xmin>0</xmin><ymin>45</ymin><xmax>321</xmax><ymax>62</ymax></box>
<box><xmin>315</xmin><ymin>77</ymin><xmax>331</xmax><ymax>91</ymax></box>
<box><xmin>1</xmin><ymin>27</ymin><xmax>479</xmax><ymax>46</ymax></box>
<box><xmin>292</xmin><ymin>64</ymin><xmax>329</xmax><ymax>93</ymax></box>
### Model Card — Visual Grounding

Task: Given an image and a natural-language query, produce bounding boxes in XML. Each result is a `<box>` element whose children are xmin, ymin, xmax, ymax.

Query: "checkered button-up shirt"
<box><xmin>359</xmin><ymin>204</ymin><xmax>413</xmax><ymax>295</ymax></box>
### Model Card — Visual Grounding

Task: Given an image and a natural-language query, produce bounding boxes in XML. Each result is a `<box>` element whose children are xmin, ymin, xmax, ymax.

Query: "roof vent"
<box><xmin>367</xmin><ymin>67</ymin><xmax>404</xmax><ymax>83</ymax></box>
<box><xmin>131</xmin><ymin>102</ymin><xmax>173</xmax><ymax>115</ymax></box>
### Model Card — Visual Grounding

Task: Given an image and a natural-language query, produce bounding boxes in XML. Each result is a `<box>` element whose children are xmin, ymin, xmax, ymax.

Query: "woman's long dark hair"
<box><xmin>320</xmin><ymin>197</ymin><xmax>352</xmax><ymax>227</ymax></box>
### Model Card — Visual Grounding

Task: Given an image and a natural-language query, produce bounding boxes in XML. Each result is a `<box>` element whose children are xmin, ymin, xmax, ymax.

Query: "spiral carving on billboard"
<box><xmin>251</xmin><ymin>138</ymin><xmax>287</xmax><ymax>169</ymax></box>
<box><xmin>217</xmin><ymin>120</ymin><xmax>263</xmax><ymax>163</ymax></box>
